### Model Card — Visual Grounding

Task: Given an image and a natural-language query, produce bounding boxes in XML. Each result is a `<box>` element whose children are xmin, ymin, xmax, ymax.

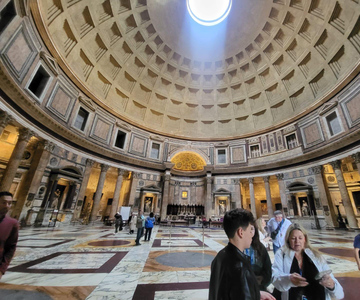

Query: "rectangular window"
<box><xmin>28</xmin><ymin>65</ymin><xmax>51</xmax><ymax>99</ymax></box>
<box><xmin>250</xmin><ymin>145</ymin><xmax>260</xmax><ymax>158</ymax></box>
<box><xmin>0</xmin><ymin>130</ymin><xmax>10</xmax><ymax>141</ymax></box>
<box><xmin>74</xmin><ymin>107</ymin><xmax>89</xmax><ymax>131</ymax></box>
<box><xmin>285</xmin><ymin>133</ymin><xmax>298</xmax><ymax>149</ymax></box>
<box><xmin>114</xmin><ymin>130</ymin><xmax>126</xmax><ymax>149</ymax></box>
<box><xmin>0</xmin><ymin>1</ymin><xmax>16</xmax><ymax>34</ymax></box>
<box><xmin>217</xmin><ymin>149</ymin><xmax>226</xmax><ymax>164</ymax></box>
<box><xmin>150</xmin><ymin>142</ymin><xmax>160</xmax><ymax>159</ymax></box>
<box><xmin>326</xmin><ymin>111</ymin><xmax>342</xmax><ymax>136</ymax></box>
<box><xmin>182</xmin><ymin>191</ymin><xmax>188</xmax><ymax>199</ymax></box>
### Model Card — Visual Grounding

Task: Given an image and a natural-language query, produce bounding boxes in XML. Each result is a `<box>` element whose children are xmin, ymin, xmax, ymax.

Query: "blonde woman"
<box><xmin>256</xmin><ymin>217</ymin><xmax>271</xmax><ymax>248</ymax></box>
<box><xmin>272</xmin><ymin>223</ymin><xmax>344</xmax><ymax>300</ymax></box>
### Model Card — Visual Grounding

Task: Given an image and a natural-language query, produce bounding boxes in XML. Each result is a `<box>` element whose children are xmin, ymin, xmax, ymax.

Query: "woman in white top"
<box><xmin>272</xmin><ymin>223</ymin><xmax>344</xmax><ymax>300</ymax></box>
<box><xmin>256</xmin><ymin>217</ymin><xmax>271</xmax><ymax>249</ymax></box>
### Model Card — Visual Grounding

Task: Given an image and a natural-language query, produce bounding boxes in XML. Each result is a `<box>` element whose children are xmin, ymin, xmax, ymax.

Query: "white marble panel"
<box><xmin>28</xmin><ymin>253</ymin><xmax>115</xmax><ymax>269</ymax></box>
<box><xmin>154</xmin><ymin>288</ymin><xmax>208</xmax><ymax>300</ymax></box>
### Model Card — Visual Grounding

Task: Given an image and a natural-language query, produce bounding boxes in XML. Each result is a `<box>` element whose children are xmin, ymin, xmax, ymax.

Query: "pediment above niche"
<box><xmin>150</xmin><ymin>135</ymin><xmax>164</xmax><ymax>142</ymax></box>
<box><xmin>116</xmin><ymin>121</ymin><xmax>131</xmax><ymax>131</ymax></box>
<box><xmin>79</xmin><ymin>96</ymin><xmax>96</xmax><ymax>111</ymax></box>
<box><xmin>214</xmin><ymin>188</ymin><xmax>231</xmax><ymax>194</ymax></box>
<box><xmin>318</xmin><ymin>101</ymin><xmax>338</xmax><ymax>116</ymax></box>
<box><xmin>214</xmin><ymin>142</ymin><xmax>229</xmax><ymax>147</ymax></box>
<box><xmin>40</xmin><ymin>51</ymin><xmax>59</xmax><ymax>76</ymax></box>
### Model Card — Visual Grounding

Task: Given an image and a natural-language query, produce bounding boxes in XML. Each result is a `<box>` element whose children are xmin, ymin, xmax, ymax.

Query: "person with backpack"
<box><xmin>268</xmin><ymin>210</ymin><xmax>291</xmax><ymax>254</ymax></box>
<box><xmin>144</xmin><ymin>212</ymin><xmax>155</xmax><ymax>241</ymax></box>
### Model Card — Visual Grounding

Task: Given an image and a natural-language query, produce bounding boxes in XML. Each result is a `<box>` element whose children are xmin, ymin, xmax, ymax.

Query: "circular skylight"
<box><xmin>187</xmin><ymin>0</ymin><xmax>232</xmax><ymax>26</ymax></box>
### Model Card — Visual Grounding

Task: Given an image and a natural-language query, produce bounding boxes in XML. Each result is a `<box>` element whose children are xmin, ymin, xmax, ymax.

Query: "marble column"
<box><xmin>0</xmin><ymin>128</ymin><xmax>33</xmax><ymax>191</ymax></box>
<box><xmin>263</xmin><ymin>176</ymin><xmax>274</xmax><ymax>217</ymax></box>
<box><xmin>205</xmin><ymin>173</ymin><xmax>212</xmax><ymax>219</ymax></box>
<box><xmin>352</xmin><ymin>152</ymin><xmax>360</xmax><ymax>174</ymax></box>
<box><xmin>312</xmin><ymin>165</ymin><xmax>337</xmax><ymax>227</ymax></box>
<box><xmin>160</xmin><ymin>173</ymin><xmax>171</xmax><ymax>219</ymax></box>
<box><xmin>234</xmin><ymin>178</ymin><xmax>242</xmax><ymax>208</ymax></box>
<box><xmin>330</xmin><ymin>160</ymin><xmax>358</xmax><ymax>228</ymax></box>
<box><xmin>248</xmin><ymin>177</ymin><xmax>257</xmax><ymax>218</ymax></box>
<box><xmin>190</xmin><ymin>182</ymin><xmax>196</xmax><ymax>204</ymax></box>
<box><xmin>276</xmin><ymin>173</ymin><xmax>288</xmax><ymax>213</ymax></box>
<box><xmin>174</xmin><ymin>181</ymin><xmax>180</xmax><ymax>204</ymax></box>
<box><xmin>73</xmin><ymin>159</ymin><xmax>94</xmax><ymax>220</ymax></box>
<box><xmin>11</xmin><ymin>140</ymin><xmax>55</xmax><ymax>220</ymax></box>
<box><xmin>90</xmin><ymin>164</ymin><xmax>109</xmax><ymax>221</ymax></box>
<box><xmin>128</xmin><ymin>172</ymin><xmax>140</xmax><ymax>207</ymax></box>
<box><xmin>0</xmin><ymin>111</ymin><xmax>12</xmax><ymax>136</ymax></box>
<box><xmin>110</xmin><ymin>168</ymin><xmax>126</xmax><ymax>218</ymax></box>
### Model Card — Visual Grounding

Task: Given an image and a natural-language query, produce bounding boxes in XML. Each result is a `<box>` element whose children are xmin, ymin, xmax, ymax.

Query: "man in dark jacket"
<box><xmin>0</xmin><ymin>191</ymin><xmax>19</xmax><ymax>279</ymax></box>
<box><xmin>209</xmin><ymin>208</ymin><xmax>275</xmax><ymax>300</ymax></box>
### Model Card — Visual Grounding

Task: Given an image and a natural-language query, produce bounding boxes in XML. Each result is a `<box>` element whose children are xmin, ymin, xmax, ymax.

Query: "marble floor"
<box><xmin>0</xmin><ymin>223</ymin><xmax>359</xmax><ymax>300</ymax></box>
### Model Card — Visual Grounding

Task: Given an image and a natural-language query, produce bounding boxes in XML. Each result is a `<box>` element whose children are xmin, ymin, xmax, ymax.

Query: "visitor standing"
<box><xmin>354</xmin><ymin>233</ymin><xmax>360</xmax><ymax>271</ymax></box>
<box><xmin>135</xmin><ymin>210</ymin><xmax>145</xmax><ymax>246</ymax></box>
<box><xmin>114</xmin><ymin>212</ymin><xmax>123</xmax><ymax>233</ymax></box>
<box><xmin>209</xmin><ymin>208</ymin><xmax>275</xmax><ymax>300</ymax></box>
<box><xmin>144</xmin><ymin>212</ymin><xmax>155</xmax><ymax>241</ymax></box>
<box><xmin>268</xmin><ymin>210</ymin><xmax>291</xmax><ymax>253</ymax></box>
<box><xmin>0</xmin><ymin>191</ymin><xmax>19</xmax><ymax>280</ymax></box>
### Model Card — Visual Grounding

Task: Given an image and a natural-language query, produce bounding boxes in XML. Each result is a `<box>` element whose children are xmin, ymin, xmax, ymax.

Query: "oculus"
<box><xmin>187</xmin><ymin>0</ymin><xmax>232</xmax><ymax>26</ymax></box>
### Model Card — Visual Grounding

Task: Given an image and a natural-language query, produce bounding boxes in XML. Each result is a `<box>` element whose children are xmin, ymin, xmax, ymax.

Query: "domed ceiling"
<box><xmin>33</xmin><ymin>0</ymin><xmax>360</xmax><ymax>139</ymax></box>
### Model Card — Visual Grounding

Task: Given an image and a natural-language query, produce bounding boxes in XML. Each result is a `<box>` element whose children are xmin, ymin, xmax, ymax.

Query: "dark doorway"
<box><xmin>352</xmin><ymin>191</ymin><xmax>360</xmax><ymax>211</ymax></box>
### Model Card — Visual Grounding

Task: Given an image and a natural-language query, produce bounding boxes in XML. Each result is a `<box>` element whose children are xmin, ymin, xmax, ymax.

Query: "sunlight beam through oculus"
<box><xmin>187</xmin><ymin>0</ymin><xmax>232</xmax><ymax>26</ymax></box>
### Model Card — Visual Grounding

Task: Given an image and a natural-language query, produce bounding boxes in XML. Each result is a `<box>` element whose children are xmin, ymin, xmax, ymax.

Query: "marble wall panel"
<box><xmin>46</xmin><ymin>82</ymin><xmax>76</xmax><ymax>121</ymax></box>
<box><xmin>300</xmin><ymin>119</ymin><xmax>324</xmax><ymax>148</ymax></box>
<box><xmin>129</xmin><ymin>134</ymin><xmax>148</xmax><ymax>157</ymax></box>
<box><xmin>230</xmin><ymin>145</ymin><xmax>246</xmax><ymax>163</ymax></box>
<box><xmin>1</xmin><ymin>23</ymin><xmax>37</xmax><ymax>82</ymax></box>
<box><xmin>340</xmin><ymin>83</ymin><xmax>360</xmax><ymax>128</ymax></box>
<box><xmin>90</xmin><ymin>114</ymin><xmax>113</xmax><ymax>144</ymax></box>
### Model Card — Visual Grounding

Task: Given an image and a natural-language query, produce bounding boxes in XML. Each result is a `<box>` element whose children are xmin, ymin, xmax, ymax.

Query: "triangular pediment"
<box><xmin>318</xmin><ymin>101</ymin><xmax>338</xmax><ymax>116</ymax></box>
<box><xmin>40</xmin><ymin>51</ymin><xmax>60</xmax><ymax>75</ymax></box>
<box><xmin>141</xmin><ymin>184</ymin><xmax>161</xmax><ymax>192</ymax></box>
<box><xmin>214</xmin><ymin>188</ymin><xmax>231</xmax><ymax>194</ymax></box>
<box><xmin>79</xmin><ymin>96</ymin><xmax>96</xmax><ymax>111</ymax></box>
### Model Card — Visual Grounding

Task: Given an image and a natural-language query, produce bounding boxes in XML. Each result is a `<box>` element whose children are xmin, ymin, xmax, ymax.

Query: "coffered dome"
<box><xmin>33</xmin><ymin>0</ymin><xmax>360</xmax><ymax>139</ymax></box>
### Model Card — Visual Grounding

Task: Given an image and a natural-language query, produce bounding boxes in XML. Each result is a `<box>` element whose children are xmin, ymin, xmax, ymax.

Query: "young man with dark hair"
<box><xmin>0</xmin><ymin>191</ymin><xmax>19</xmax><ymax>279</ymax></box>
<box><xmin>209</xmin><ymin>208</ymin><xmax>275</xmax><ymax>300</ymax></box>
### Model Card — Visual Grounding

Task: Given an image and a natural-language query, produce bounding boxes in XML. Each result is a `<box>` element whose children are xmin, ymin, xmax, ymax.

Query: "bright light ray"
<box><xmin>187</xmin><ymin>0</ymin><xmax>232</xmax><ymax>26</ymax></box>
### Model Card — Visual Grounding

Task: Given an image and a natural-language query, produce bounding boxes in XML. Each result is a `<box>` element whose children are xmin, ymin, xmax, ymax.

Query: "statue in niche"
<box><xmin>219</xmin><ymin>200</ymin><xmax>226</xmax><ymax>215</ymax></box>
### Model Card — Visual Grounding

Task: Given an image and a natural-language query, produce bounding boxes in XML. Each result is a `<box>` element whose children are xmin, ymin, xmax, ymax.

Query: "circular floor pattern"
<box><xmin>155</xmin><ymin>252</ymin><xmax>214</xmax><ymax>268</ymax></box>
<box><xmin>88</xmin><ymin>240</ymin><xmax>131</xmax><ymax>247</ymax></box>
<box><xmin>319</xmin><ymin>248</ymin><xmax>354</xmax><ymax>258</ymax></box>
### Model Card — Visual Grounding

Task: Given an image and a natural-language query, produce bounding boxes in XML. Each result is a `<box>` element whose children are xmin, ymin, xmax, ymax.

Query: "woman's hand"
<box><xmin>319</xmin><ymin>274</ymin><xmax>335</xmax><ymax>290</ymax></box>
<box><xmin>260</xmin><ymin>291</ymin><xmax>276</xmax><ymax>300</ymax></box>
<box><xmin>290</xmin><ymin>273</ymin><xmax>309</xmax><ymax>287</ymax></box>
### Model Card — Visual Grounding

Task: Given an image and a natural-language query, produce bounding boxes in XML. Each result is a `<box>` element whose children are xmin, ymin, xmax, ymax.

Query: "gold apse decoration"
<box><xmin>171</xmin><ymin>151</ymin><xmax>206</xmax><ymax>171</ymax></box>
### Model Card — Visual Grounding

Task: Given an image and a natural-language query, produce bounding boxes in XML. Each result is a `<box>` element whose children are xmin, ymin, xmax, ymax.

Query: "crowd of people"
<box><xmin>0</xmin><ymin>189</ymin><xmax>359</xmax><ymax>300</ymax></box>
<box><xmin>209</xmin><ymin>208</ymin><xmax>346</xmax><ymax>300</ymax></box>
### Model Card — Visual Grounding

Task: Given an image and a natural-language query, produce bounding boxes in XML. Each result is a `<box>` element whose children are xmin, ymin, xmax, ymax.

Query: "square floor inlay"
<box><xmin>8</xmin><ymin>251</ymin><xmax>127</xmax><ymax>274</ymax></box>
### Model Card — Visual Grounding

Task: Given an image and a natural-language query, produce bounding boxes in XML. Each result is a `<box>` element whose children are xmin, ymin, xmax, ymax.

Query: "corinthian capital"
<box><xmin>352</xmin><ymin>153</ymin><xmax>360</xmax><ymax>164</ymax></box>
<box><xmin>275</xmin><ymin>173</ymin><xmax>284</xmax><ymax>180</ymax></box>
<box><xmin>329</xmin><ymin>160</ymin><xmax>341</xmax><ymax>170</ymax></box>
<box><xmin>248</xmin><ymin>177</ymin><xmax>254</xmax><ymax>184</ymax></box>
<box><xmin>312</xmin><ymin>165</ymin><xmax>323</xmax><ymax>175</ymax></box>
<box><xmin>18</xmin><ymin>128</ymin><xmax>34</xmax><ymax>142</ymax></box>
<box><xmin>100</xmin><ymin>164</ymin><xmax>109</xmax><ymax>172</ymax></box>
<box><xmin>0</xmin><ymin>111</ymin><xmax>12</xmax><ymax>127</ymax></box>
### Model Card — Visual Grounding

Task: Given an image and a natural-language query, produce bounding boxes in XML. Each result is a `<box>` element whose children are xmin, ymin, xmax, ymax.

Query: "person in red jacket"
<box><xmin>0</xmin><ymin>191</ymin><xmax>19</xmax><ymax>279</ymax></box>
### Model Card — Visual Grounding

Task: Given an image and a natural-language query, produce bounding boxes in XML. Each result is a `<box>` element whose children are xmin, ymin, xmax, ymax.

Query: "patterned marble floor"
<box><xmin>0</xmin><ymin>223</ymin><xmax>359</xmax><ymax>300</ymax></box>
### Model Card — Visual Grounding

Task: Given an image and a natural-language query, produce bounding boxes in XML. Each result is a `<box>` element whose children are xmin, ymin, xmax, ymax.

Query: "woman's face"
<box><xmin>289</xmin><ymin>229</ymin><xmax>306</xmax><ymax>252</ymax></box>
<box><xmin>261</xmin><ymin>219</ymin><xmax>266</xmax><ymax>228</ymax></box>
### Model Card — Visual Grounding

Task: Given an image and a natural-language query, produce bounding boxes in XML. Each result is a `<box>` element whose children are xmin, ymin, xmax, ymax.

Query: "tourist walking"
<box><xmin>144</xmin><ymin>212</ymin><xmax>155</xmax><ymax>241</ymax></box>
